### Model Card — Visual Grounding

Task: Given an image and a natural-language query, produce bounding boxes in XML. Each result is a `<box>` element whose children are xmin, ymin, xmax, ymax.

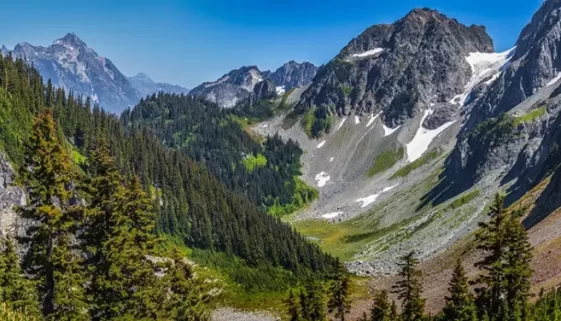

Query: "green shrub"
<box><xmin>514</xmin><ymin>105</ymin><xmax>546</xmax><ymax>125</ymax></box>
<box><xmin>368</xmin><ymin>148</ymin><xmax>404</xmax><ymax>177</ymax></box>
<box><xmin>391</xmin><ymin>150</ymin><xmax>441</xmax><ymax>179</ymax></box>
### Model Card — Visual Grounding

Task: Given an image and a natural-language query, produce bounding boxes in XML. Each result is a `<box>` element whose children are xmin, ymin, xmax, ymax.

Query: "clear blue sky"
<box><xmin>0</xmin><ymin>0</ymin><xmax>542</xmax><ymax>88</ymax></box>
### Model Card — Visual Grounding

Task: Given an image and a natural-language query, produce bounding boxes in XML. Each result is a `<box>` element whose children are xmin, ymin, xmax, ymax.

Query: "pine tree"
<box><xmin>328</xmin><ymin>259</ymin><xmax>351</xmax><ymax>321</ymax></box>
<box><xmin>17</xmin><ymin>110</ymin><xmax>87</xmax><ymax>321</ymax></box>
<box><xmin>390</xmin><ymin>300</ymin><xmax>399</xmax><ymax>321</ymax></box>
<box><xmin>393</xmin><ymin>251</ymin><xmax>425</xmax><ymax>321</ymax></box>
<box><xmin>443</xmin><ymin>260</ymin><xmax>477</xmax><ymax>321</ymax></box>
<box><xmin>370</xmin><ymin>290</ymin><xmax>392</xmax><ymax>321</ymax></box>
<box><xmin>162</xmin><ymin>248</ymin><xmax>212</xmax><ymax>321</ymax></box>
<box><xmin>475</xmin><ymin>193</ymin><xmax>509</xmax><ymax>318</ymax></box>
<box><xmin>300</xmin><ymin>289</ymin><xmax>310</xmax><ymax>321</ymax></box>
<box><xmin>286</xmin><ymin>290</ymin><xmax>300</xmax><ymax>321</ymax></box>
<box><xmin>0</xmin><ymin>237</ymin><xmax>39</xmax><ymax>316</ymax></box>
<box><xmin>306</xmin><ymin>281</ymin><xmax>326</xmax><ymax>321</ymax></box>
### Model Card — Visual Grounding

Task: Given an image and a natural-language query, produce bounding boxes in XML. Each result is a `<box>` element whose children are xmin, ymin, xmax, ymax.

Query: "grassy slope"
<box><xmin>368</xmin><ymin>148</ymin><xmax>404</xmax><ymax>177</ymax></box>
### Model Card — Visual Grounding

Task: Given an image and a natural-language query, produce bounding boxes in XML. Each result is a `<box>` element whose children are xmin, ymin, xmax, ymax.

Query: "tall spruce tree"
<box><xmin>17</xmin><ymin>110</ymin><xmax>87</xmax><ymax>321</ymax></box>
<box><xmin>300</xmin><ymin>289</ymin><xmax>310</xmax><ymax>321</ymax></box>
<box><xmin>286</xmin><ymin>290</ymin><xmax>300</xmax><ymax>321</ymax></box>
<box><xmin>393</xmin><ymin>251</ymin><xmax>425</xmax><ymax>321</ymax></box>
<box><xmin>443</xmin><ymin>260</ymin><xmax>477</xmax><ymax>321</ymax></box>
<box><xmin>328</xmin><ymin>259</ymin><xmax>351</xmax><ymax>321</ymax></box>
<box><xmin>370</xmin><ymin>290</ymin><xmax>392</xmax><ymax>321</ymax></box>
<box><xmin>305</xmin><ymin>281</ymin><xmax>326</xmax><ymax>321</ymax></box>
<box><xmin>0</xmin><ymin>237</ymin><xmax>39</xmax><ymax>316</ymax></box>
<box><xmin>475</xmin><ymin>193</ymin><xmax>509</xmax><ymax>318</ymax></box>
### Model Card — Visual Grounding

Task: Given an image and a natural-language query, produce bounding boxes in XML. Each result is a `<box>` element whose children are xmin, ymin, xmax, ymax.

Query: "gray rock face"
<box><xmin>0</xmin><ymin>153</ymin><xmax>25</xmax><ymax>238</ymax></box>
<box><xmin>268</xmin><ymin>61</ymin><xmax>318</xmax><ymax>90</ymax></box>
<box><xmin>466</xmin><ymin>0</ymin><xmax>561</xmax><ymax>127</ymax></box>
<box><xmin>296</xmin><ymin>8</ymin><xmax>494</xmax><ymax>127</ymax></box>
<box><xmin>128</xmin><ymin>73</ymin><xmax>190</xmax><ymax>98</ymax></box>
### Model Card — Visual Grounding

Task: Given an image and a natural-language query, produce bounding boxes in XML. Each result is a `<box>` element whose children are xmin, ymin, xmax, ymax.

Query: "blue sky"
<box><xmin>0</xmin><ymin>0</ymin><xmax>542</xmax><ymax>88</ymax></box>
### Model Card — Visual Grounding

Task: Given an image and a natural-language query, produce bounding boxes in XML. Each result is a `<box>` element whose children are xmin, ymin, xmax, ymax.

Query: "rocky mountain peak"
<box><xmin>53</xmin><ymin>32</ymin><xmax>87</xmax><ymax>50</ymax></box>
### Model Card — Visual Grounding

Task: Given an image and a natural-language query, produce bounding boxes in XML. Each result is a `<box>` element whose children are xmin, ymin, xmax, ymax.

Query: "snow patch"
<box><xmin>315</xmin><ymin>172</ymin><xmax>331</xmax><ymax>188</ymax></box>
<box><xmin>383</xmin><ymin>124</ymin><xmax>401</xmax><ymax>136</ymax></box>
<box><xmin>276</xmin><ymin>86</ymin><xmax>286</xmax><ymax>95</ymax></box>
<box><xmin>352</xmin><ymin>48</ymin><xmax>385</xmax><ymax>58</ymax></box>
<box><xmin>354</xmin><ymin>116</ymin><xmax>360</xmax><ymax>124</ymax></box>
<box><xmin>335</xmin><ymin>118</ymin><xmax>347</xmax><ymax>131</ymax></box>
<box><xmin>406</xmin><ymin>109</ymin><xmax>456</xmax><ymax>162</ymax></box>
<box><xmin>366</xmin><ymin>113</ymin><xmax>380</xmax><ymax>127</ymax></box>
<box><xmin>329</xmin><ymin>157</ymin><xmax>334</xmax><ymax>162</ymax></box>
<box><xmin>451</xmin><ymin>47</ymin><xmax>515</xmax><ymax>106</ymax></box>
<box><xmin>321</xmin><ymin>212</ymin><xmax>343</xmax><ymax>219</ymax></box>
<box><xmin>547</xmin><ymin>73</ymin><xmax>561</xmax><ymax>87</ymax></box>
<box><xmin>355</xmin><ymin>184</ymin><xmax>399</xmax><ymax>208</ymax></box>
<box><xmin>317</xmin><ymin>140</ymin><xmax>326</xmax><ymax>149</ymax></box>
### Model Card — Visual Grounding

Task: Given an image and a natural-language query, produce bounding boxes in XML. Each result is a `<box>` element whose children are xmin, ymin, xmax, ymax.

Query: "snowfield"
<box><xmin>547</xmin><ymin>72</ymin><xmax>561</xmax><ymax>86</ymax></box>
<box><xmin>406</xmin><ymin>109</ymin><xmax>456</xmax><ymax>162</ymax></box>
<box><xmin>321</xmin><ymin>212</ymin><xmax>343</xmax><ymax>219</ymax></box>
<box><xmin>355</xmin><ymin>184</ymin><xmax>399</xmax><ymax>208</ymax></box>
<box><xmin>317</xmin><ymin>140</ymin><xmax>326</xmax><ymax>149</ymax></box>
<box><xmin>366</xmin><ymin>113</ymin><xmax>380</xmax><ymax>127</ymax></box>
<box><xmin>383</xmin><ymin>124</ymin><xmax>401</xmax><ymax>136</ymax></box>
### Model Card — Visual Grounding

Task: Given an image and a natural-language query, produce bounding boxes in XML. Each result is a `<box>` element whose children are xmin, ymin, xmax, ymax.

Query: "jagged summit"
<box><xmin>53</xmin><ymin>32</ymin><xmax>87</xmax><ymax>49</ymax></box>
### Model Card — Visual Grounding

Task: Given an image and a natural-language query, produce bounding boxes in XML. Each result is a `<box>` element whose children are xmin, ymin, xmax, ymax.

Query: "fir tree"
<box><xmin>0</xmin><ymin>237</ymin><xmax>39</xmax><ymax>316</ymax></box>
<box><xmin>370</xmin><ymin>290</ymin><xmax>392</xmax><ymax>321</ymax></box>
<box><xmin>162</xmin><ymin>248</ymin><xmax>212</xmax><ymax>321</ymax></box>
<box><xmin>17</xmin><ymin>110</ymin><xmax>87</xmax><ymax>321</ymax></box>
<box><xmin>393</xmin><ymin>251</ymin><xmax>425</xmax><ymax>321</ymax></box>
<box><xmin>300</xmin><ymin>289</ymin><xmax>310</xmax><ymax>321</ymax></box>
<box><xmin>443</xmin><ymin>260</ymin><xmax>477</xmax><ymax>321</ymax></box>
<box><xmin>286</xmin><ymin>290</ymin><xmax>300</xmax><ymax>321</ymax></box>
<box><xmin>306</xmin><ymin>281</ymin><xmax>326</xmax><ymax>321</ymax></box>
<box><xmin>328</xmin><ymin>259</ymin><xmax>351</xmax><ymax>321</ymax></box>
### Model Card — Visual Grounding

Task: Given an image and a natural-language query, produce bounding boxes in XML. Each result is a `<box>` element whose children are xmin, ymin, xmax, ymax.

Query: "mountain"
<box><xmin>189</xmin><ymin>61</ymin><xmax>318</xmax><ymax>108</ymax></box>
<box><xmin>128</xmin><ymin>73</ymin><xmax>189</xmax><ymax>98</ymax></box>
<box><xmin>4</xmin><ymin>33</ymin><xmax>187</xmax><ymax>114</ymax></box>
<box><xmin>268</xmin><ymin>60</ymin><xmax>319</xmax><ymax>92</ymax></box>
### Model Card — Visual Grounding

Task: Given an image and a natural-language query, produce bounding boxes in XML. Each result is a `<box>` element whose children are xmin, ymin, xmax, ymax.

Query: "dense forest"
<box><xmin>121</xmin><ymin>93</ymin><xmax>317</xmax><ymax>216</ymax></box>
<box><xmin>0</xmin><ymin>54</ymin><xmax>334</xmax><ymax>293</ymax></box>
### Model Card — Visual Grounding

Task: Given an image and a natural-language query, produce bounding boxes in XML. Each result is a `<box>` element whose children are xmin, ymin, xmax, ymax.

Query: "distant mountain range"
<box><xmin>189</xmin><ymin>61</ymin><xmax>318</xmax><ymax>108</ymax></box>
<box><xmin>3</xmin><ymin>33</ymin><xmax>189</xmax><ymax>114</ymax></box>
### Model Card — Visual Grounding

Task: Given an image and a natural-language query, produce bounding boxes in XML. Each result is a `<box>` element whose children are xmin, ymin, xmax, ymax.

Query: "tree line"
<box><xmin>0</xmin><ymin>54</ymin><xmax>335</xmax><ymax>293</ymax></box>
<box><xmin>286</xmin><ymin>194</ymin><xmax>558</xmax><ymax>321</ymax></box>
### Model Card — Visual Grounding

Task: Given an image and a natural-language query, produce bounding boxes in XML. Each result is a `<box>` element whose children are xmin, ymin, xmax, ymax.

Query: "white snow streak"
<box><xmin>383</xmin><ymin>124</ymin><xmax>401</xmax><ymax>136</ymax></box>
<box><xmin>355</xmin><ymin>184</ymin><xmax>399</xmax><ymax>208</ymax></box>
<box><xmin>547</xmin><ymin>73</ymin><xmax>561</xmax><ymax>87</ymax></box>
<box><xmin>354</xmin><ymin>116</ymin><xmax>360</xmax><ymax>124</ymax></box>
<box><xmin>406</xmin><ymin>109</ymin><xmax>456</xmax><ymax>162</ymax></box>
<box><xmin>315</xmin><ymin>172</ymin><xmax>331</xmax><ymax>188</ymax></box>
<box><xmin>321</xmin><ymin>212</ymin><xmax>343</xmax><ymax>219</ymax></box>
<box><xmin>352</xmin><ymin>48</ymin><xmax>385</xmax><ymax>58</ymax></box>
<box><xmin>317</xmin><ymin>140</ymin><xmax>326</xmax><ymax>149</ymax></box>
<box><xmin>329</xmin><ymin>157</ymin><xmax>334</xmax><ymax>162</ymax></box>
<box><xmin>336</xmin><ymin>118</ymin><xmax>347</xmax><ymax>131</ymax></box>
<box><xmin>366</xmin><ymin>113</ymin><xmax>381</xmax><ymax>127</ymax></box>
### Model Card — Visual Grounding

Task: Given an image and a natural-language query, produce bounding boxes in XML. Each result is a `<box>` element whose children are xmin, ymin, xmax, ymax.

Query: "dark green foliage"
<box><xmin>0</xmin><ymin>56</ymin><xmax>334</xmax><ymax>296</ymax></box>
<box><xmin>393</xmin><ymin>251</ymin><xmax>425</xmax><ymax>321</ymax></box>
<box><xmin>120</xmin><ymin>93</ymin><xmax>314</xmax><ymax>215</ymax></box>
<box><xmin>328</xmin><ymin>259</ymin><xmax>351</xmax><ymax>321</ymax></box>
<box><xmin>304</xmin><ymin>281</ymin><xmax>327</xmax><ymax>321</ymax></box>
<box><xmin>285</xmin><ymin>290</ymin><xmax>300</xmax><ymax>321</ymax></box>
<box><xmin>17</xmin><ymin>110</ymin><xmax>88</xmax><ymax>321</ymax></box>
<box><xmin>0</xmin><ymin>237</ymin><xmax>39</xmax><ymax>317</ymax></box>
<box><xmin>370</xmin><ymin>290</ymin><xmax>392</xmax><ymax>321</ymax></box>
<box><xmin>391</xmin><ymin>150</ymin><xmax>441</xmax><ymax>179</ymax></box>
<box><xmin>468</xmin><ymin>114</ymin><xmax>516</xmax><ymax>146</ymax></box>
<box><xmin>443</xmin><ymin>261</ymin><xmax>477</xmax><ymax>321</ymax></box>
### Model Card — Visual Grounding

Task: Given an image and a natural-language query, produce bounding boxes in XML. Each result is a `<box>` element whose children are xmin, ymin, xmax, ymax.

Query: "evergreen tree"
<box><xmin>286</xmin><ymin>290</ymin><xmax>300</xmax><ymax>321</ymax></box>
<box><xmin>390</xmin><ymin>300</ymin><xmax>399</xmax><ymax>321</ymax></box>
<box><xmin>300</xmin><ymin>290</ymin><xmax>310</xmax><ymax>321</ymax></box>
<box><xmin>162</xmin><ymin>248</ymin><xmax>212</xmax><ymax>321</ymax></box>
<box><xmin>17</xmin><ymin>110</ymin><xmax>87</xmax><ymax>321</ymax></box>
<box><xmin>328</xmin><ymin>259</ymin><xmax>351</xmax><ymax>321</ymax></box>
<box><xmin>475</xmin><ymin>193</ymin><xmax>509</xmax><ymax>318</ymax></box>
<box><xmin>443</xmin><ymin>260</ymin><xmax>477</xmax><ymax>321</ymax></box>
<box><xmin>393</xmin><ymin>251</ymin><xmax>425</xmax><ymax>321</ymax></box>
<box><xmin>0</xmin><ymin>237</ymin><xmax>39</xmax><ymax>316</ymax></box>
<box><xmin>370</xmin><ymin>290</ymin><xmax>392</xmax><ymax>321</ymax></box>
<box><xmin>305</xmin><ymin>281</ymin><xmax>326</xmax><ymax>321</ymax></box>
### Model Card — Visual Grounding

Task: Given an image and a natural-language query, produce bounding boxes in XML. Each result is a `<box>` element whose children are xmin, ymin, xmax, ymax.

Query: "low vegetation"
<box><xmin>391</xmin><ymin>149</ymin><xmax>441</xmax><ymax>179</ymax></box>
<box><xmin>514</xmin><ymin>105</ymin><xmax>546</xmax><ymax>125</ymax></box>
<box><xmin>368</xmin><ymin>147</ymin><xmax>404</xmax><ymax>177</ymax></box>
<box><xmin>242</xmin><ymin>153</ymin><xmax>267</xmax><ymax>172</ymax></box>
